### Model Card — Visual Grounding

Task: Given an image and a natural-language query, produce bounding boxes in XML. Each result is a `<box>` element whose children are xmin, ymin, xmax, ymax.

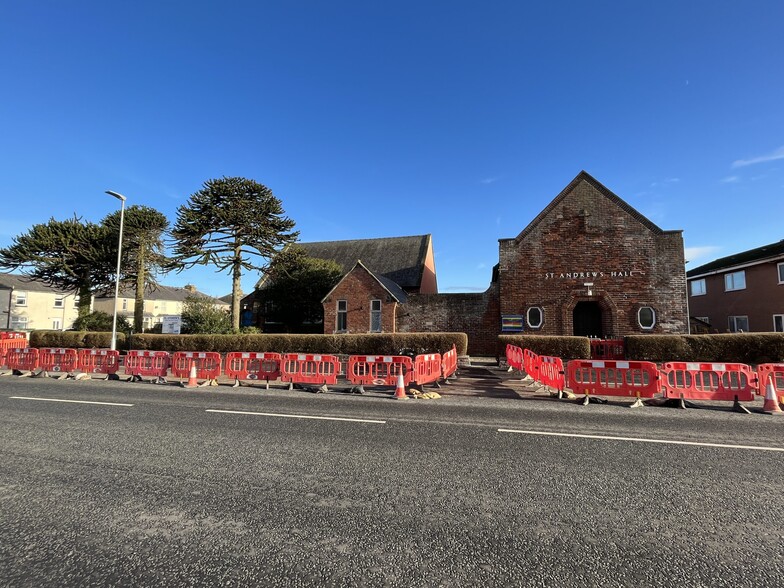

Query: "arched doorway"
<box><xmin>573</xmin><ymin>301</ymin><xmax>603</xmax><ymax>338</ymax></box>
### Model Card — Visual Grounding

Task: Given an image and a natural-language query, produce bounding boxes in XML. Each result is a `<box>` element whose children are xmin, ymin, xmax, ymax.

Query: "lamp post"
<box><xmin>106</xmin><ymin>190</ymin><xmax>126</xmax><ymax>351</ymax></box>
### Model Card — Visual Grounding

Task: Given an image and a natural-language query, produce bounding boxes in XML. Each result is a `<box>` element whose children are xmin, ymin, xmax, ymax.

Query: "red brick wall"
<box><xmin>498</xmin><ymin>179</ymin><xmax>688</xmax><ymax>337</ymax></box>
<box><xmin>322</xmin><ymin>267</ymin><xmax>397</xmax><ymax>333</ymax></box>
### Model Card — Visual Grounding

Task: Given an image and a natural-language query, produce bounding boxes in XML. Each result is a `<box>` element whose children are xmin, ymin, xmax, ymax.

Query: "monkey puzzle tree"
<box><xmin>0</xmin><ymin>216</ymin><xmax>113</xmax><ymax>318</ymax></box>
<box><xmin>102</xmin><ymin>205</ymin><xmax>169</xmax><ymax>333</ymax></box>
<box><xmin>170</xmin><ymin>177</ymin><xmax>298</xmax><ymax>331</ymax></box>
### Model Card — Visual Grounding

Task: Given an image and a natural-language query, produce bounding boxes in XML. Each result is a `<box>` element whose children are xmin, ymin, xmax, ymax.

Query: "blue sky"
<box><xmin>2</xmin><ymin>1</ymin><xmax>782</xmax><ymax>297</ymax></box>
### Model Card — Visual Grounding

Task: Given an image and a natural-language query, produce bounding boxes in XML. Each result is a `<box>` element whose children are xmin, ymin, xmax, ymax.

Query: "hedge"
<box><xmin>626</xmin><ymin>334</ymin><xmax>784</xmax><ymax>364</ymax></box>
<box><xmin>29</xmin><ymin>331</ymin><xmax>124</xmax><ymax>349</ymax></box>
<box><xmin>498</xmin><ymin>335</ymin><xmax>590</xmax><ymax>361</ymax></box>
<box><xmin>125</xmin><ymin>332</ymin><xmax>468</xmax><ymax>356</ymax></box>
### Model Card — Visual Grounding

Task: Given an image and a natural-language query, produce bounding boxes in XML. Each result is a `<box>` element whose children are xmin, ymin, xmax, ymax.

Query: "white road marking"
<box><xmin>10</xmin><ymin>396</ymin><xmax>134</xmax><ymax>407</ymax></box>
<box><xmin>206</xmin><ymin>409</ymin><xmax>385</xmax><ymax>424</ymax></box>
<box><xmin>497</xmin><ymin>429</ymin><xmax>784</xmax><ymax>452</ymax></box>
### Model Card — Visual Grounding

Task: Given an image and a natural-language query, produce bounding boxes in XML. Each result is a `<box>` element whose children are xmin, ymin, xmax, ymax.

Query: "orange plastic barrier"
<box><xmin>281</xmin><ymin>354</ymin><xmax>340</xmax><ymax>387</ymax></box>
<box><xmin>660</xmin><ymin>362</ymin><xmax>756</xmax><ymax>402</ymax></box>
<box><xmin>590</xmin><ymin>339</ymin><xmax>625</xmax><ymax>360</ymax></box>
<box><xmin>523</xmin><ymin>349</ymin><xmax>540</xmax><ymax>380</ymax></box>
<box><xmin>124</xmin><ymin>350</ymin><xmax>171</xmax><ymax>379</ymax></box>
<box><xmin>5</xmin><ymin>348</ymin><xmax>40</xmax><ymax>371</ymax></box>
<box><xmin>413</xmin><ymin>353</ymin><xmax>442</xmax><ymax>387</ymax></box>
<box><xmin>225</xmin><ymin>352</ymin><xmax>282</xmax><ymax>383</ymax></box>
<box><xmin>506</xmin><ymin>344</ymin><xmax>523</xmax><ymax>371</ymax></box>
<box><xmin>567</xmin><ymin>360</ymin><xmax>661</xmax><ymax>400</ymax></box>
<box><xmin>538</xmin><ymin>355</ymin><xmax>565</xmax><ymax>393</ymax></box>
<box><xmin>39</xmin><ymin>348</ymin><xmax>79</xmax><ymax>374</ymax></box>
<box><xmin>757</xmin><ymin>364</ymin><xmax>784</xmax><ymax>404</ymax></box>
<box><xmin>77</xmin><ymin>349</ymin><xmax>120</xmax><ymax>375</ymax></box>
<box><xmin>347</xmin><ymin>355</ymin><xmax>413</xmax><ymax>387</ymax></box>
<box><xmin>171</xmin><ymin>351</ymin><xmax>222</xmax><ymax>381</ymax></box>
<box><xmin>0</xmin><ymin>337</ymin><xmax>29</xmax><ymax>367</ymax></box>
<box><xmin>0</xmin><ymin>331</ymin><xmax>27</xmax><ymax>339</ymax></box>
<box><xmin>442</xmin><ymin>345</ymin><xmax>458</xmax><ymax>380</ymax></box>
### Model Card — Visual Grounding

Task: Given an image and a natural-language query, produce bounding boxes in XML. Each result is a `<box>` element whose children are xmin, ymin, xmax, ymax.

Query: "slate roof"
<box><xmin>277</xmin><ymin>235</ymin><xmax>432</xmax><ymax>291</ymax></box>
<box><xmin>0</xmin><ymin>273</ymin><xmax>75</xmax><ymax>294</ymax></box>
<box><xmin>95</xmin><ymin>284</ymin><xmax>229</xmax><ymax>305</ymax></box>
<box><xmin>687</xmin><ymin>239</ymin><xmax>784</xmax><ymax>277</ymax></box>
<box><xmin>514</xmin><ymin>171</ymin><xmax>669</xmax><ymax>242</ymax></box>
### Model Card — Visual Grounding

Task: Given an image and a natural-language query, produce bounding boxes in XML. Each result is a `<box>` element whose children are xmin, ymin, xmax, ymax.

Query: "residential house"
<box><xmin>0</xmin><ymin>273</ymin><xmax>83</xmax><ymax>331</ymax></box>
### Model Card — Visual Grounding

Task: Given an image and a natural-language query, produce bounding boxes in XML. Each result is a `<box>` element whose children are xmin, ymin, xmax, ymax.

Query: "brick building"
<box><xmin>686</xmin><ymin>239</ymin><xmax>784</xmax><ymax>333</ymax></box>
<box><xmin>248</xmin><ymin>172</ymin><xmax>689</xmax><ymax>355</ymax></box>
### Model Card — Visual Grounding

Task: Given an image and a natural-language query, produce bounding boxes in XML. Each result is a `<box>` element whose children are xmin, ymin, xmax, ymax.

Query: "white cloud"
<box><xmin>731</xmin><ymin>145</ymin><xmax>784</xmax><ymax>169</ymax></box>
<box><xmin>480</xmin><ymin>177</ymin><xmax>499</xmax><ymax>184</ymax></box>
<box><xmin>720</xmin><ymin>175</ymin><xmax>740</xmax><ymax>183</ymax></box>
<box><xmin>440</xmin><ymin>285</ymin><xmax>486</xmax><ymax>293</ymax></box>
<box><xmin>684</xmin><ymin>246</ymin><xmax>721</xmax><ymax>264</ymax></box>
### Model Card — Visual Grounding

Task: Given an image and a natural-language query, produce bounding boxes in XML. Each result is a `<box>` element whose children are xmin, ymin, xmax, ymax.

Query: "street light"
<box><xmin>105</xmin><ymin>190</ymin><xmax>126</xmax><ymax>351</ymax></box>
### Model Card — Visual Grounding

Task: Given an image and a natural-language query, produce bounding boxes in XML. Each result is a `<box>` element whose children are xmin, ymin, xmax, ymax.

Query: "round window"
<box><xmin>527</xmin><ymin>307</ymin><xmax>543</xmax><ymax>329</ymax></box>
<box><xmin>638</xmin><ymin>307</ymin><xmax>656</xmax><ymax>330</ymax></box>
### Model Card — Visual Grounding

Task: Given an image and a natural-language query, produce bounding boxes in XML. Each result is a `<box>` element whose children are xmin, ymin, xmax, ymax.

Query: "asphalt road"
<box><xmin>1</xmin><ymin>376</ymin><xmax>783</xmax><ymax>587</ymax></box>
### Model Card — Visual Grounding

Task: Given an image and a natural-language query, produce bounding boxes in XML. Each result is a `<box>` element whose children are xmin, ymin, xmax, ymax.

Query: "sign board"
<box><xmin>161</xmin><ymin>315</ymin><xmax>182</xmax><ymax>335</ymax></box>
<box><xmin>501</xmin><ymin>315</ymin><xmax>524</xmax><ymax>332</ymax></box>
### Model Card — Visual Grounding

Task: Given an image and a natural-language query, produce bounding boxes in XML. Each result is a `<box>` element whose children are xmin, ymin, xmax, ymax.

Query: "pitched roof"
<box><xmin>0</xmin><ymin>273</ymin><xmax>75</xmax><ymax>294</ymax></box>
<box><xmin>321</xmin><ymin>260</ymin><xmax>408</xmax><ymax>303</ymax></box>
<box><xmin>514</xmin><ymin>171</ymin><xmax>667</xmax><ymax>242</ymax></box>
<box><xmin>290</xmin><ymin>235</ymin><xmax>432</xmax><ymax>290</ymax></box>
<box><xmin>687</xmin><ymin>239</ymin><xmax>784</xmax><ymax>277</ymax></box>
<box><xmin>95</xmin><ymin>283</ymin><xmax>229</xmax><ymax>305</ymax></box>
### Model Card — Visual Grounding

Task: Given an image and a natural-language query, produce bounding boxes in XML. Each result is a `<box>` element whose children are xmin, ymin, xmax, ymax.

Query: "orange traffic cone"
<box><xmin>182</xmin><ymin>363</ymin><xmax>199</xmax><ymax>388</ymax></box>
<box><xmin>762</xmin><ymin>374</ymin><xmax>782</xmax><ymax>415</ymax></box>
<box><xmin>393</xmin><ymin>373</ymin><xmax>408</xmax><ymax>400</ymax></box>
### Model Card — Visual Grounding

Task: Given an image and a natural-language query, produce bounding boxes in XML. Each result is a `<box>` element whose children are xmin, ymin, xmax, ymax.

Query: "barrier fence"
<box><xmin>412</xmin><ymin>353</ymin><xmax>442</xmax><ymax>388</ymax></box>
<box><xmin>281</xmin><ymin>354</ymin><xmax>341</xmax><ymax>389</ymax></box>
<box><xmin>538</xmin><ymin>356</ymin><xmax>566</xmax><ymax>394</ymax></box>
<box><xmin>590</xmin><ymin>339</ymin><xmax>625</xmax><ymax>360</ymax></box>
<box><xmin>442</xmin><ymin>345</ymin><xmax>458</xmax><ymax>380</ymax></box>
<box><xmin>757</xmin><ymin>364</ymin><xmax>784</xmax><ymax>404</ymax></box>
<box><xmin>171</xmin><ymin>351</ymin><xmax>222</xmax><ymax>384</ymax></box>
<box><xmin>78</xmin><ymin>349</ymin><xmax>120</xmax><ymax>375</ymax></box>
<box><xmin>39</xmin><ymin>348</ymin><xmax>79</xmax><ymax>374</ymax></box>
<box><xmin>568</xmin><ymin>360</ymin><xmax>661</xmax><ymax>406</ymax></box>
<box><xmin>523</xmin><ymin>349</ymin><xmax>540</xmax><ymax>380</ymax></box>
<box><xmin>0</xmin><ymin>335</ymin><xmax>29</xmax><ymax>368</ymax></box>
<box><xmin>5</xmin><ymin>348</ymin><xmax>39</xmax><ymax>372</ymax></box>
<box><xmin>125</xmin><ymin>350</ymin><xmax>170</xmax><ymax>381</ymax></box>
<box><xmin>660</xmin><ymin>362</ymin><xmax>756</xmax><ymax>404</ymax></box>
<box><xmin>347</xmin><ymin>355</ymin><xmax>413</xmax><ymax>388</ymax></box>
<box><xmin>506</xmin><ymin>344</ymin><xmax>523</xmax><ymax>371</ymax></box>
<box><xmin>225</xmin><ymin>352</ymin><xmax>282</xmax><ymax>385</ymax></box>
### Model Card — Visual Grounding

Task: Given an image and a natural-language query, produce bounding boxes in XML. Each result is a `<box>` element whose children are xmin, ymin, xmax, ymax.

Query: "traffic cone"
<box><xmin>762</xmin><ymin>374</ymin><xmax>782</xmax><ymax>415</ymax></box>
<box><xmin>182</xmin><ymin>363</ymin><xmax>198</xmax><ymax>388</ymax></box>
<box><xmin>393</xmin><ymin>373</ymin><xmax>408</xmax><ymax>400</ymax></box>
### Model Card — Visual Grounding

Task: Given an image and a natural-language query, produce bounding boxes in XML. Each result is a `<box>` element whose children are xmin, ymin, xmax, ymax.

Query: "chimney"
<box><xmin>184</xmin><ymin>284</ymin><xmax>197</xmax><ymax>293</ymax></box>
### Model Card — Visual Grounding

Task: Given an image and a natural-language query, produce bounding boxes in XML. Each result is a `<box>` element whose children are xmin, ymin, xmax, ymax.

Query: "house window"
<box><xmin>122</xmin><ymin>298</ymin><xmax>128</xmax><ymax>310</ymax></box>
<box><xmin>728</xmin><ymin>316</ymin><xmax>749</xmax><ymax>332</ymax></box>
<box><xmin>54</xmin><ymin>295</ymin><xmax>64</xmax><ymax>308</ymax></box>
<box><xmin>778</xmin><ymin>263</ymin><xmax>784</xmax><ymax>284</ymax></box>
<box><xmin>638</xmin><ymin>307</ymin><xmax>656</xmax><ymax>330</ymax></box>
<box><xmin>160</xmin><ymin>301</ymin><xmax>167</xmax><ymax>312</ymax></box>
<box><xmin>774</xmin><ymin>315</ymin><xmax>783</xmax><ymax>333</ymax></box>
<box><xmin>724</xmin><ymin>271</ymin><xmax>746</xmax><ymax>292</ymax></box>
<box><xmin>526</xmin><ymin>306</ymin><xmax>543</xmax><ymax>329</ymax></box>
<box><xmin>73</xmin><ymin>295</ymin><xmax>80</xmax><ymax>307</ymax></box>
<box><xmin>690</xmin><ymin>279</ymin><xmax>706</xmax><ymax>296</ymax></box>
<box><xmin>696</xmin><ymin>316</ymin><xmax>710</xmax><ymax>324</ymax></box>
<box><xmin>370</xmin><ymin>300</ymin><xmax>382</xmax><ymax>332</ymax></box>
<box><xmin>336</xmin><ymin>300</ymin><xmax>347</xmax><ymax>332</ymax></box>
<box><xmin>14</xmin><ymin>291</ymin><xmax>27</xmax><ymax>306</ymax></box>
<box><xmin>10</xmin><ymin>316</ymin><xmax>28</xmax><ymax>330</ymax></box>
<box><xmin>51</xmin><ymin>318</ymin><xmax>62</xmax><ymax>330</ymax></box>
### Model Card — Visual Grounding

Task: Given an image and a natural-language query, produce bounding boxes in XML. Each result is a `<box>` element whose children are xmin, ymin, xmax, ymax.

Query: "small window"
<box><xmin>73</xmin><ymin>295</ymin><xmax>80</xmax><ymax>308</ymax></box>
<box><xmin>774</xmin><ymin>315</ymin><xmax>783</xmax><ymax>333</ymax></box>
<box><xmin>10</xmin><ymin>315</ymin><xmax>28</xmax><ymax>330</ymax></box>
<box><xmin>724</xmin><ymin>270</ymin><xmax>746</xmax><ymax>292</ymax></box>
<box><xmin>728</xmin><ymin>316</ymin><xmax>749</xmax><ymax>333</ymax></box>
<box><xmin>122</xmin><ymin>298</ymin><xmax>128</xmax><ymax>310</ymax></box>
<box><xmin>690</xmin><ymin>279</ymin><xmax>706</xmax><ymax>296</ymax></box>
<box><xmin>370</xmin><ymin>299</ymin><xmax>382</xmax><ymax>332</ymax></box>
<box><xmin>526</xmin><ymin>306</ymin><xmax>543</xmax><ymax>329</ymax></box>
<box><xmin>51</xmin><ymin>318</ymin><xmax>62</xmax><ymax>330</ymax></box>
<box><xmin>696</xmin><ymin>316</ymin><xmax>710</xmax><ymax>324</ymax></box>
<box><xmin>778</xmin><ymin>263</ymin><xmax>784</xmax><ymax>284</ymax></box>
<box><xmin>336</xmin><ymin>300</ymin><xmax>347</xmax><ymax>332</ymax></box>
<box><xmin>638</xmin><ymin>307</ymin><xmax>656</xmax><ymax>330</ymax></box>
<box><xmin>54</xmin><ymin>295</ymin><xmax>64</xmax><ymax>308</ymax></box>
<box><xmin>14</xmin><ymin>291</ymin><xmax>27</xmax><ymax>306</ymax></box>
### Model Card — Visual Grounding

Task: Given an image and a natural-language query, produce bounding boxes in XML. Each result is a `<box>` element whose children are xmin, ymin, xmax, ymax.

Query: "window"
<box><xmin>690</xmin><ymin>279</ymin><xmax>706</xmax><ymax>296</ymax></box>
<box><xmin>638</xmin><ymin>307</ymin><xmax>656</xmax><ymax>330</ymax></box>
<box><xmin>73</xmin><ymin>295</ymin><xmax>80</xmax><ymax>308</ymax></box>
<box><xmin>695</xmin><ymin>316</ymin><xmax>710</xmax><ymax>324</ymax></box>
<box><xmin>122</xmin><ymin>298</ymin><xmax>128</xmax><ymax>310</ymax></box>
<box><xmin>14</xmin><ymin>291</ymin><xmax>27</xmax><ymax>306</ymax></box>
<box><xmin>724</xmin><ymin>270</ymin><xmax>746</xmax><ymax>291</ymax></box>
<box><xmin>54</xmin><ymin>295</ymin><xmax>64</xmax><ymax>308</ymax></box>
<box><xmin>370</xmin><ymin>300</ymin><xmax>382</xmax><ymax>332</ymax></box>
<box><xmin>728</xmin><ymin>316</ymin><xmax>749</xmax><ymax>332</ymax></box>
<box><xmin>10</xmin><ymin>316</ymin><xmax>28</xmax><ymax>330</ymax></box>
<box><xmin>526</xmin><ymin>306</ymin><xmax>543</xmax><ymax>329</ymax></box>
<box><xmin>336</xmin><ymin>300</ymin><xmax>347</xmax><ymax>332</ymax></box>
<box><xmin>774</xmin><ymin>315</ymin><xmax>784</xmax><ymax>333</ymax></box>
<box><xmin>778</xmin><ymin>263</ymin><xmax>784</xmax><ymax>284</ymax></box>
<box><xmin>51</xmin><ymin>318</ymin><xmax>61</xmax><ymax>330</ymax></box>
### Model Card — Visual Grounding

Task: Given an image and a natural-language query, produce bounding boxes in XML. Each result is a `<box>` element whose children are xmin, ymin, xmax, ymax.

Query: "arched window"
<box><xmin>526</xmin><ymin>306</ymin><xmax>543</xmax><ymax>329</ymax></box>
<box><xmin>638</xmin><ymin>307</ymin><xmax>656</xmax><ymax>330</ymax></box>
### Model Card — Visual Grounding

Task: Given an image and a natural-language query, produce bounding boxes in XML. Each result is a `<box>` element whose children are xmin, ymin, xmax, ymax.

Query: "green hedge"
<box><xmin>499</xmin><ymin>335</ymin><xmax>590</xmax><ymax>361</ymax></box>
<box><xmin>127</xmin><ymin>332</ymin><xmax>468</xmax><ymax>356</ymax></box>
<box><xmin>29</xmin><ymin>331</ymin><xmax>124</xmax><ymax>349</ymax></box>
<box><xmin>626</xmin><ymin>334</ymin><xmax>784</xmax><ymax>364</ymax></box>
